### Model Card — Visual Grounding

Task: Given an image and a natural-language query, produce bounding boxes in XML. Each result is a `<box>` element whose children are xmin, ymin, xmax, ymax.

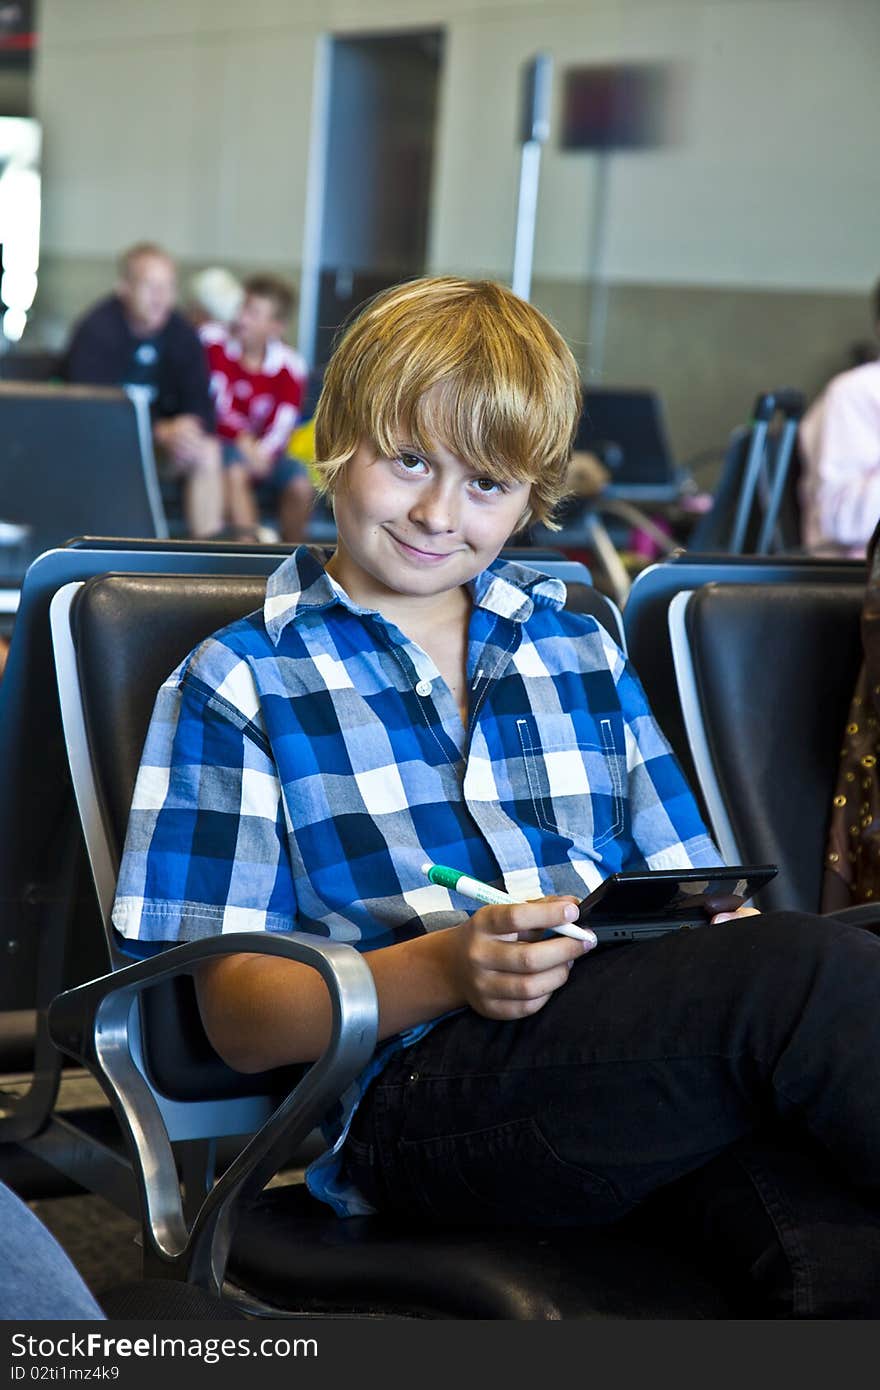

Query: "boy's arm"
<box><xmin>111</xmin><ymin>669</ymin><xmax>297</xmax><ymax>949</ymax></box>
<box><xmin>195</xmin><ymin>893</ymin><xmax>590</xmax><ymax>1073</ymax></box>
<box><xmin>195</xmin><ymin>932</ymin><xmax>461</xmax><ymax>1072</ymax></box>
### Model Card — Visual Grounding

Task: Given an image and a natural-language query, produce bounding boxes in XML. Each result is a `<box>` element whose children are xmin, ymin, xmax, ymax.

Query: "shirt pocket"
<box><xmin>516</xmin><ymin>713</ymin><xmax>626</xmax><ymax>851</ymax></box>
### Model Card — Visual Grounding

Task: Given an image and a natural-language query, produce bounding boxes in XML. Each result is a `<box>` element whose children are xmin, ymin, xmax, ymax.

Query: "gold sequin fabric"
<box><xmin>822</xmin><ymin>531</ymin><xmax>880</xmax><ymax>913</ymax></box>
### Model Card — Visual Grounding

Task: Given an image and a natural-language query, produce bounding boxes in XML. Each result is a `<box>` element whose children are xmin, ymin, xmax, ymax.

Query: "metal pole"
<box><xmin>298</xmin><ymin>34</ymin><xmax>332</xmax><ymax>369</ymax></box>
<box><xmin>586</xmin><ymin>148</ymin><xmax>611</xmax><ymax>381</ymax></box>
<box><xmin>512</xmin><ymin>142</ymin><xmax>542</xmax><ymax>301</ymax></box>
<box><xmin>511</xmin><ymin>53</ymin><xmax>553</xmax><ymax>302</ymax></box>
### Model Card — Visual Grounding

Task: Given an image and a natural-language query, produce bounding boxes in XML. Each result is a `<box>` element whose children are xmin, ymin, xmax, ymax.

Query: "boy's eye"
<box><xmin>471</xmin><ymin>477</ymin><xmax>506</xmax><ymax>495</ymax></box>
<box><xmin>395</xmin><ymin>452</ymin><xmax>429</xmax><ymax>474</ymax></box>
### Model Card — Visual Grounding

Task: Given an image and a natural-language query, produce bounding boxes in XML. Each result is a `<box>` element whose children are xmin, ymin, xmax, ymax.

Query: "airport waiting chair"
<box><xmin>4</xmin><ymin>539</ymin><xmax>602</xmax><ymax>1208</ymax></box>
<box><xmin>685</xmin><ymin>391</ymin><xmax>805</xmax><ymax>557</ymax></box>
<box><xmin>44</xmin><ymin>562</ymin><xmax>738</xmax><ymax>1317</ymax></box>
<box><xmin>0</xmin><ymin>542</ymin><xmax>345</xmax><ymax>1211</ymax></box>
<box><xmin>0</xmin><ymin>535</ymin><xmax>585</xmax><ymax>1158</ymax></box>
<box><xmin>623</xmin><ymin>554</ymin><xmax>867</xmax><ymax>824</ymax></box>
<box><xmin>667</xmin><ymin>581</ymin><xmax>867</xmax><ymax>916</ymax></box>
<box><xmin>0</xmin><ymin>542</ymin><xmax>308</xmax><ymax>1171</ymax></box>
<box><xmin>0</xmin><ymin>383</ymin><xmax>167</xmax><ymax>589</ymax></box>
<box><xmin>528</xmin><ymin>386</ymin><xmax>692</xmax><ymax>607</ymax></box>
<box><xmin>576</xmin><ymin>386</ymin><xmax>689</xmax><ymax>503</ymax></box>
<box><xmin>0</xmin><ymin>351</ymin><xmax>62</xmax><ymax>383</ymax></box>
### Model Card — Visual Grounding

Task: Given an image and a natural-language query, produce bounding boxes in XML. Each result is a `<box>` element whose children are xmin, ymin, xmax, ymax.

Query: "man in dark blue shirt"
<box><xmin>64</xmin><ymin>243</ymin><xmax>223</xmax><ymax>537</ymax></box>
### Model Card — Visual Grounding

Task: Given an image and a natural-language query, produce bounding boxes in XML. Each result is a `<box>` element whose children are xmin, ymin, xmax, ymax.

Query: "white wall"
<box><xmin>28</xmin><ymin>0</ymin><xmax>880</xmax><ymax>461</ymax></box>
<box><xmin>430</xmin><ymin>0</ymin><xmax>880</xmax><ymax>289</ymax></box>
<box><xmin>34</xmin><ymin>0</ymin><xmax>880</xmax><ymax>293</ymax></box>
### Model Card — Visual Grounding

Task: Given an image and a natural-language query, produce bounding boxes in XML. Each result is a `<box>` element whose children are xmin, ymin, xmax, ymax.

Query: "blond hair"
<box><xmin>313</xmin><ymin>277</ymin><xmax>582</xmax><ymax>528</ymax></box>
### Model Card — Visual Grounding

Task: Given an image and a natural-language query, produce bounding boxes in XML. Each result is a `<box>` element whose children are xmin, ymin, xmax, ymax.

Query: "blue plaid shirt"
<box><xmin>112</xmin><ymin>546</ymin><xmax>721</xmax><ymax>1214</ymax></box>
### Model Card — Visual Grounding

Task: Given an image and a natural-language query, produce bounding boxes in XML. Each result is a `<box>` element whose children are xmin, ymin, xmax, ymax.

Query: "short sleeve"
<box><xmin>111</xmin><ymin>668</ymin><xmax>297</xmax><ymax>944</ymax></box>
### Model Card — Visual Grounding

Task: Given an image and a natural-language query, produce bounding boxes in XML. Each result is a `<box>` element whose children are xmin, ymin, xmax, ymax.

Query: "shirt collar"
<box><xmin>263</xmin><ymin>545</ymin><xmax>566</xmax><ymax>644</ymax></box>
<box><xmin>217</xmin><ymin>334</ymin><xmax>284</xmax><ymax>371</ymax></box>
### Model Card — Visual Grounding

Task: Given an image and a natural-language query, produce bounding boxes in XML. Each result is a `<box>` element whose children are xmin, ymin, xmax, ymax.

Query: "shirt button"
<box><xmin>415</xmin><ymin>679</ymin><xmax>432</xmax><ymax>697</ymax></box>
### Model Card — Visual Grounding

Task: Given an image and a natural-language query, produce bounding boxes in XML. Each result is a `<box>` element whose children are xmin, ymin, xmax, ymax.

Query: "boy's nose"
<box><xmin>410</xmin><ymin>484</ymin><xmax>459</xmax><ymax>532</ymax></box>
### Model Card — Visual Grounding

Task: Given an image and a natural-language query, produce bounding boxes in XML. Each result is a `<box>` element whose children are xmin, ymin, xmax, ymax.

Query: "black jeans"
<box><xmin>346</xmin><ymin>911</ymin><xmax>880</xmax><ymax>1316</ymax></box>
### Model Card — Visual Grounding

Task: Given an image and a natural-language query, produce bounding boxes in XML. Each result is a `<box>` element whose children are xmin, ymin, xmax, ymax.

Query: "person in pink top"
<box><xmin>799</xmin><ymin>280</ymin><xmax>880</xmax><ymax>557</ymax></box>
<box><xmin>202</xmin><ymin>274</ymin><xmax>315</xmax><ymax>541</ymax></box>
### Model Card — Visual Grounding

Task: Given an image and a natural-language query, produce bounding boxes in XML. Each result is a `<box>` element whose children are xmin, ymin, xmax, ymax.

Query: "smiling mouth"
<box><xmin>387</xmin><ymin>532</ymin><xmax>460</xmax><ymax>561</ymax></box>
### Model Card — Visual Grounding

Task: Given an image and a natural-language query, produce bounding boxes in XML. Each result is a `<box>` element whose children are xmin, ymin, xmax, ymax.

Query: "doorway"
<box><xmin>301</xmin><ymin>29</ymin><xmax>444</xmax><ymax>373</ymax></box>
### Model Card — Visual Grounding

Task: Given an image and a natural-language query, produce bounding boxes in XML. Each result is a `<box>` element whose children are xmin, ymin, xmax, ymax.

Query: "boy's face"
<box><xmin>329</xmin><ymin>433</ymin><xmax>532</xmax><ymax>606</ymax></box>
<box><xmin>235</xmin><ymin>293</ymin><xmax>283</xmax><ymax>355</ymax></box>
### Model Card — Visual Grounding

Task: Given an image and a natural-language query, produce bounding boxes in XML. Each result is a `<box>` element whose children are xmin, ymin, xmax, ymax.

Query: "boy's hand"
<box><xmin>710</xmin><ymin>906</ymin><xmax>761</xmax><ymax>924</ymax></box>
<box><xmin>235</xmin><ymin>432</ymin><xmax>274</xmax><ymax>479</ymax></box>
<box><xmin>450</xmin><ymin>896</ymin><xmax>596</xmax><ymax>1020</ymax></box>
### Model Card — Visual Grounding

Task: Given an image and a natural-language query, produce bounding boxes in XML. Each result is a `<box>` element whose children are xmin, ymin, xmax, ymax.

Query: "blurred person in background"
<box><xmin>201</xmin><ymin>274</ymin><xmax>313</xmax><ymax>542</ymax></box>
<box><xmin>799</xmin><ymin>277</ymin><xmax>880</xmax><ymax>557</ymax></box>
<box><xmin>186</xmin><ymin>265</ymin><xmax>244</xmax><ymax>333</ymax></box>
<box><xmin>63</xmin><ymin>243</ymin><xmax>224</xmax><ymax>539</ymax></box>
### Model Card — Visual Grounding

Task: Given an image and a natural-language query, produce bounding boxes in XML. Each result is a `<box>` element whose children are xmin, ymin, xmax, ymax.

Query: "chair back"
<box><xmin>0</xmin><ymin>545</ymin><xmax>297</xmax><ymax>1008</ymax></box>
<box><xmin>0</xmin><ymin>351</ymin><xmax>61</xmax><ymax>382</ymax></box>
<box><xmin>0</xmin><ymin>544</ymin><xmax>304</xmax><ymax>1146</ymax></box>
<box><xmin>0</xmin><ymin>383</ymin><xmax>166</xmax><ymax>584</ymax></box>
<box><xmin>52</xmin><ymin>573</ymin><xmax>298</xmax><ymax>1111</ymax></box>
<box><xmin>687</xmin><ymin>392</ymin><xmax>805</xmax><ymax>556</ymax></box>
<box><xmin>668</xmin><ymin>582</ymin><xmax>864</xmax><ymax>912</ymax></box>
<box><xmin>576</xmin><ymin>386</ymin><xmax>683</xmax><ymax>499</ymax></box>
<box><xmin>624</xmin><ymin>554</ymin><xmax>866</xmax><ymax>815</ymax></box>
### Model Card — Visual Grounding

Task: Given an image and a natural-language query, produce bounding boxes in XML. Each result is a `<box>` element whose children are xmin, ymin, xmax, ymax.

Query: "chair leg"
<box><xmin>177</xmin><ymin>1138</ymin><xmax>218</xmax><ymax>1226</ymax></box>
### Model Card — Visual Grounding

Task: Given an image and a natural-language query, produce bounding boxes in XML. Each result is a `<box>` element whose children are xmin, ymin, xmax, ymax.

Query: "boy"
<box><xmin>113</xmin><ymin>277</ymin><xmax>880</xmax><ymax>1316</ymax></box>
<box><xmin>201</xmin><ymin>274</ymin><xmax>313</xmax><ymax>541</ymax></box>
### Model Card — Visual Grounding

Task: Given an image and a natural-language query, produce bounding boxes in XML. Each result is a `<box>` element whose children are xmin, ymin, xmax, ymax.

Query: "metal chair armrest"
<box><xmin>48</xmin><ymin>930</ymin><xmax>378</xmax><ymax>1292</ymax></box>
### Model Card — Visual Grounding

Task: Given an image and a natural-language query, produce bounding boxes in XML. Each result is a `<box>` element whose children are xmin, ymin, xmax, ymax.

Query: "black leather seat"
<box><xmin>668</xmin><ymin>581</ymin><xmax>864</xmax><ymax>914</ymax></box>
<box><xmin>623</xmin><ymin>554</ymin><xmax>867</xmax><ymax>823</ymax></box>
<box><xmin>0</xmin><ymin>544</ymin><xmax>305</xmax><ymax>1171</ymax></box>
<box><xmin>685</xmin><ymin>391</ymin><xmax>805</xmax><ymax>557</ymax></box>
<box><xmin>576</xmin><ymin>386</ymin><xmax>687</xmax><ymax>501</ymax></box>
<box><xmin>47</xmin><ymin>563</ymin><xmax>740</xmax><ymax>1318</ymax></box>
